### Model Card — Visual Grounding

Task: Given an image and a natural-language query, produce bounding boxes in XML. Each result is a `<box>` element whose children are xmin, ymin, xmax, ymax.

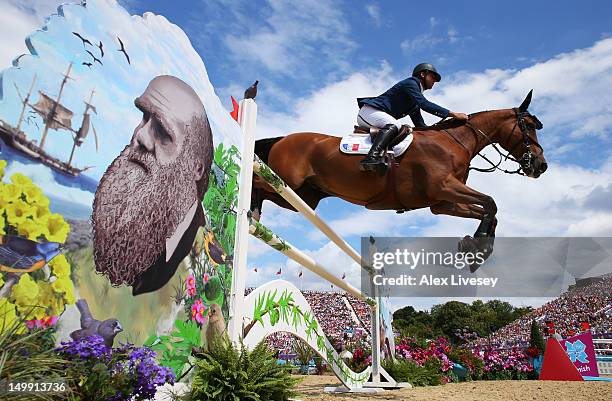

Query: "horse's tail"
<box><xmin>254</xmin><ymin>137</ymin><xmax>284</xmax><ymax>164</ymax></box>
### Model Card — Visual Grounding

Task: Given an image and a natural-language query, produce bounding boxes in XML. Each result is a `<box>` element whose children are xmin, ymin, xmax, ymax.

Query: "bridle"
<box><xmin>444</xmin><ymin>109</ymin><xmax>544</xmax><ymax>175</ymax></box>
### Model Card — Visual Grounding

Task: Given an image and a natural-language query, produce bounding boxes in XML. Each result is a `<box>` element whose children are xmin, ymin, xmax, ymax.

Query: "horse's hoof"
<box><xmin>458</xmin><ymin>236</ymin><xmax>476</xmax><ymax>253</ymax></box>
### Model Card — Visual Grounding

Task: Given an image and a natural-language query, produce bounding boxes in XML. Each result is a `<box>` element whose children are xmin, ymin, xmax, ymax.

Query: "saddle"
<box><xmin>351</xmin><ymin>125</ymin><xmax>413</xmax><ymax>213</ymax></box>
<box><xmin>352</xmin><ymin>124</ymin><xmax>412</xmax><ymax>148</ymax></box>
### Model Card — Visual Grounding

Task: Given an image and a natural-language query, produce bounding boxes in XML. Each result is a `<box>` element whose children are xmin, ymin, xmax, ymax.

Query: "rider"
<box><xmin>357</xmin><ymin>63</ymin><xmax>469</xmax><ymax>171</ymax></box>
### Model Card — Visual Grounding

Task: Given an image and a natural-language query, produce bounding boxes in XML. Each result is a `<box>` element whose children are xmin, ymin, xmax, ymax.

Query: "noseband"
<box><xmin>459</xmin><ymin>109</ymin><xmax>544</xmax><ymax>175</ymax></box>
<box><xmin>504</xmin><ymin>108</ymin><xmax>544</xmax><ymax>172</ymax></box>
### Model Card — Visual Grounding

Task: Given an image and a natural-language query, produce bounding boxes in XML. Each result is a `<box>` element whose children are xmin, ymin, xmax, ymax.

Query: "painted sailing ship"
<box><xmin>0</xmin><ymin>62</ymin><xmax>98</xmax><ymax>176</ymax></box>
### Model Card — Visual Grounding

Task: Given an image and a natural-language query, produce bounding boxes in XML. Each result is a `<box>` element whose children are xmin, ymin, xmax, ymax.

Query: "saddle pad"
<box><xmin>339</xmin><ymin>132</ymin><xmax>413</xmax><ymax>157</ymax></box>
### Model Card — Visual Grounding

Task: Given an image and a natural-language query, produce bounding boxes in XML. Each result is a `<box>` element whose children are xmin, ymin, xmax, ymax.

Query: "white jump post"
<box><xmin>229</xmin><ymin>98</ymin><xmax>407</xmax><ymax>392</ymax></box>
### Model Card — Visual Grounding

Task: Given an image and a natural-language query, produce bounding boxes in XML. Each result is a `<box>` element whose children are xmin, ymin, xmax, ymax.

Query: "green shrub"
<box><xmin>186</xmin><ymin>338</ymin><xmax>300</xmax><ymax>401</ymax></box>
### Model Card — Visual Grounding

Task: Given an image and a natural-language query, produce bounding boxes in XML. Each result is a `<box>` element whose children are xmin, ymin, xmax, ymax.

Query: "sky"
<box><xmin>1</xmin><ymin>0</ymin><xmax>612</xmax><ymax>312</ymax></box>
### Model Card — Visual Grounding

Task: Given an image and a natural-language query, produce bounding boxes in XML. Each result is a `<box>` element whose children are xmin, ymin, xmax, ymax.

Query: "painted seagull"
<box><xmin>72</xmin><ymin>32</ymin><xmax>92</xmax><ymax>47</ymax></box>
<box><xmin>117</xmin><ymin>36</ymin><xmax>131</xmax><ymax>65</ymax></box>
<box><xmin>86</xmin><ymin>49</ymin><xmax>103</xmax><ymax>65</ymax></box>
<box><xmin>82</xmin><ymin>61</ymin><xmax>92</xmax><ymax>68</ymax></box>
<box><xmin>97</xmin><ymin>41</ymin><xmax>104</xmax><ymax>58</ymax></box>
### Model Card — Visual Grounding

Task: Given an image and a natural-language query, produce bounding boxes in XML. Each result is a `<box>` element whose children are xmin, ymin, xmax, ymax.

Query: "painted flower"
<box><xmin>0</xmin><ymin>298</ymin><xmax>25</xmax><ymax>334</ymax></box>
<box><xmin>0</xmin><ymin>273</ymin><xmax>4</xmax><ymax>287</ymax></box>
<box><xmin>49</xmin><ymin>254</ymin><xmax>71</xmax><ymax>278</ymax></box>
<box><xmin>22</xmin><ymin>184</ymin><xmax>44</xmax><ymax>205</ymax></box>
<box><xmin>191</xmin><ymin>298</ymin><xmax>206</xmax><ymax>324</ymax></box>
<box><xmin>44</xmin><ymin>213</ymin><xmax>70</xmax><ymax>243</ymax></box>
<box><xmin>17</xmin><ymin>218</ymin><xmax>49</xmax><ymax>241</ymax></box>
<box><xmin>11</xmin><ymin>273</ymin><xmax>39</xmax><ymax>306</ymax></box>
<box><xmin>203</xmin><ymin>273</ymin><xmax>210</xmax><ymax>284</ymax></box>
<box><xmin>3</xmin><ymin>183</ymin><xmax>23</xmax><ymax>202</ymax></box>
<box><xmin>5</xmin><ymin>199</ymin><xmax>34</xmax><ymax>226</ymax></box>
<box><xmin>10</xmin><ymin>173</ymin><xmax>33</xmax><ymax>187</ymax></box>
<box><xmin>51</xmin><ymin>276</ymin><xmax>76</xmax><ymax>304</ymax></box>
<box><xmin>196</xmin><ymin>302</ymin><xmax>207</xmax><ymax>325</ymax></box>
<box><xmin>0</xmin><ymin>160</ymin><xmax>7</xmax><ymax>179</ymax></box>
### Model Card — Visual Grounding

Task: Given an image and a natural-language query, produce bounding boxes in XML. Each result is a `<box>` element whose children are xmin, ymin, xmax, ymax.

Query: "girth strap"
<box><xmin>365</xmin><ymin>153</ymin><xmax>405</xmax><ymax>210</ymax></box>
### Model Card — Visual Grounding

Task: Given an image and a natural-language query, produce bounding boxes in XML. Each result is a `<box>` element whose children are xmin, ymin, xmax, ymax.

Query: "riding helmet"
<box><xmin>412</xmin><ymin>63</ymin><xmax>441</xmax><ymax>82</ymax></box>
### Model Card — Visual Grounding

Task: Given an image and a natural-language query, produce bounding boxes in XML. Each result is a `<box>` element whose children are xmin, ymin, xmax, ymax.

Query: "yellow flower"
<box><xmin>0</xmin><ymin>213</ymin><xmax>5</xmax><ymax>235</ymax></box>
<box><xmin>0</xmin><ymin>188</ymin><xmax>9</xmax><ymax>210</ymax></box>
<box><xmin>45</xmin><ymin>213</ymin><xmax>70</xmax><ymax>243</ymax></box>
<box><xmin>37</xmin><ymin>281</ymin><xmax>66</xmax><ymax>316</ymax></box>
<box><xmin>5</xmin><ymin>199</ymin><xmax>34</xmax><ymax>226</ymax></box>
<box><xmin>32</xmin><ymin>202</ymin><xmax>51</xmax><ymax>220</ymax></box>
<box><xmin>3</xmin><ymin>183</ymin><xmax>23</xmax><ymax>202</ymax></box>
<box><xmin>52</xmin><ymin>277</ymin><xmax>75</xmax><ymax>305</ymax></box>
<box><xmin>11</xmin><ymin>173</ymin><xmax>33</xmax><ymax>187</ymax></box>
<box><xmin>11</xmin><ymin>273</ymin><xmax>39</xmax><ymax>307</ymax></box>
<box><xmin>0</xmin><ymin>160</ymin><xmax>7</xmax><ymax>180</ymax></box>
<box><xmin>0</xmin><ymin>298</ymin><xmax>25</xmax><ymax>334</ymax></box>
<box><xmin>49</xmin><ymin>254</ymin><xmax>71</xmax><ymax>278</ymax></box>
<box><xmin>17</xmin><ymin>218</ymin><xmax>49</xmax><ymax>241</ymax></box>
<box><xmin>22</xmin><ymin>185</ymin><xmax>44</xmax><ymax>205</ymax></box>
<box><xmin>0</xmin><ymin>273</ymin><xmax>4</xmax><ymax>287</ymax></box>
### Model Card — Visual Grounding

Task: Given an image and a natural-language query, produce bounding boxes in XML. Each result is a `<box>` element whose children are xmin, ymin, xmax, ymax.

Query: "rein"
<box><xmin>443</xmin><ymin>110</ymin><xmax>543</xmax><ymax>176</ymax></box>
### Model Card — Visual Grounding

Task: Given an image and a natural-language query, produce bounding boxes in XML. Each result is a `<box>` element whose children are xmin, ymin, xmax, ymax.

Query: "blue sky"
<box><xmin>2</xmin><ymin>0</ymin><xmax>612</xmax><ymax>311</ymax></box>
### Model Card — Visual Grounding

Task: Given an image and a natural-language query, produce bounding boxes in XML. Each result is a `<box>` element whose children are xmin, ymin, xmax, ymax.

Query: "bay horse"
<box><xmin>251</xmin><ymin>91</ymin><xmax>547</xmax><ymax>271</ymax></box>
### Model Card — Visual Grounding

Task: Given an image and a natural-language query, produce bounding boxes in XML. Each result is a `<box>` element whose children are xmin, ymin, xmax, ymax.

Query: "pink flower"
<box><xmin>203</xmin><ymin>273</ymin><xmax>210</xmax><ymax>284</ymax></box>
<box><xmin>187</xmin><ymin>287</ymin><xmax>196</xmax><ymax>297</ymax></box>
<box><xmin>186</xmin><ymin>274</ymin><xmax>196</xmax><ymax>289</ymax></box>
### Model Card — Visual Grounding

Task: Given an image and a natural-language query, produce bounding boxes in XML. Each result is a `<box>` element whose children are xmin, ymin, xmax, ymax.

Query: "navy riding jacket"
<box><xmin>357</xmin><ymin>76</ymin><xmax>449</xmax><ymax>127</ymax></box>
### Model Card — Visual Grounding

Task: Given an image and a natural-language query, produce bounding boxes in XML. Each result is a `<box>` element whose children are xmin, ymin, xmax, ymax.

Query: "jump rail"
<box><xmin>228</xmin><ymin>99</ymin><xmax>405</xmax><ymax>392</ymax></box>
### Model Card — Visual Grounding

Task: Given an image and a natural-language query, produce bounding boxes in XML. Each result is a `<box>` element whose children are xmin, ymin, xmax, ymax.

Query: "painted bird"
<box><xmin>244</xmin><ymin>80</ymin><xmax>258</xmax><ymax>99</ymax></box>
<box><xmin>72</xmin><ymin>32</ymin><xmax>92</xmax><ymax>47</ymax></box>
<box><xmin>85</xmin><ymin>49</ymin><xmax>103</xmax><ymax>65</ymax></box>
<box><xmin>205</xmin><ymin>303</ymin><xmax>226</xmax><ymax>351</ymax></box>
<box><xmin>70</xmin><ymin>299</ymin><xmax>123</xmax><ymax>348</ymax></box>
<box><xmin>0</xmin><ymin>235</ymin><xmax>62</xmax><ymax>273</ymax></box>
<box><xmin>117</xmin><ymin>36</ymin><xmax>131</xmax><ymax>64</ymax></box>
<box><xmin>204</xmin><ymin>230</ymin><xmax>233</xmax><ymax>267</ymax></box>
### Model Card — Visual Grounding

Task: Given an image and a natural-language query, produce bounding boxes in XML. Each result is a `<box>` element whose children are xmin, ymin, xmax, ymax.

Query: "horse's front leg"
<box><xmin>431</xmin><ymin>179</ymin><xmax>498</xmax><ymax>271</ymax></box>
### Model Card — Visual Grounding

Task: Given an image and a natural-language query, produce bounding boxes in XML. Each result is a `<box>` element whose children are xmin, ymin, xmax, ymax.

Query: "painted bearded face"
<box><xmin>92</xmin><ymin>75</ymin><xmax>212</xmax><ymax>291</ymax></box>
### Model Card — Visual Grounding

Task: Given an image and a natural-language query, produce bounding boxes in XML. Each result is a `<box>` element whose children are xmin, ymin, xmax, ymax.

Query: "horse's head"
<box><xmin>500</xmin><ymin>90</ymin><xmax>547</xmax><ymax>178</ymax></box>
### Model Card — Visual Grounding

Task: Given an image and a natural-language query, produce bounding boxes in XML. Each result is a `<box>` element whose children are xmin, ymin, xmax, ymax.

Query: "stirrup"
<box><xmin>360</xmin><ymin>155</ymin><xmax>383</xmax><ymax>171</ymax></box>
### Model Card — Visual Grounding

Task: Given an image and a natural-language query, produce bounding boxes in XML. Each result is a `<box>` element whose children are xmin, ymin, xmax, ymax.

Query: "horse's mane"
<box><xmin>413</xmin><ymin>111</ymin><xmax>490</xmax><ymax>131</ymax></box>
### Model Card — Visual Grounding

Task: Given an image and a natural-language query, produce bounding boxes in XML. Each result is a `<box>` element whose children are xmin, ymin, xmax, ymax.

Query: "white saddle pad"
<box><xmin>339</xmin><ymin>131</ymin><xmax>413</xmax><ymax>157</ymax></box>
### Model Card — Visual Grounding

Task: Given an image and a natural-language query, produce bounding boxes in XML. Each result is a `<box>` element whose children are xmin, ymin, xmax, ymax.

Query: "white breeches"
<box><xmin>357</xmin><ymin>105</ymin><xmax>402</xmax><ymax>129</ymax></box>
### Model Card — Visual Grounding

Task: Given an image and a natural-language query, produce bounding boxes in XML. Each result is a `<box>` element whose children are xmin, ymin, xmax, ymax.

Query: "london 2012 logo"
<box><xmin>565</xmin><ymin>340</ymin><xmax>589</xmax><ymax>363</ymax></box>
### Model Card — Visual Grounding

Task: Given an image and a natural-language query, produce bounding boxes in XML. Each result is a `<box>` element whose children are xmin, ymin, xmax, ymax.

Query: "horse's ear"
<box><xmin>519</xmin><ymin>90</ymin><xmax>533</xmax><ymax>112</ymax></box>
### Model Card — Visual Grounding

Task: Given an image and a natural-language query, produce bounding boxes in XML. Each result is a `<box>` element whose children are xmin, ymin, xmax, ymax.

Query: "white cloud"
<box><xmin>365</xmin><ymin>4</ymin><xmax>381</xmax><ymax>27</ymax></box>
<box><xmin>0</xmin><ymin>0</ymin><xmax>68</xmax><ymax>70</ymax></box>
<box><xmin>400</xmin><ymin>21</ymin><xmax>468</xmax><ymax>55</ymax></box>
<box><xmin>400</xmin><ymin>33</ymin><xmax>444</xmax><ymax>54</ymax></box>
<box><xmin>220</xmin><ymin>0</ymin><xmax>355</xmax><ymax>77</ymax></box>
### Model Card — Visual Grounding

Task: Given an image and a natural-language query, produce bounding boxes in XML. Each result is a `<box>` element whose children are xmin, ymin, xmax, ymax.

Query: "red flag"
<box><xmin>275</xmin><ymin>268</ymin><xmax>282</xmax><ymax>276</ymax></box>
<box><xmin>230</xmin><ymin>96</ymin><xmax>239</xmax><ymax>122</ymax></box>
<box><xmin>342</xmin><ymin>273</ymin><xmax>346</xmax><ymax>280</ymax></box>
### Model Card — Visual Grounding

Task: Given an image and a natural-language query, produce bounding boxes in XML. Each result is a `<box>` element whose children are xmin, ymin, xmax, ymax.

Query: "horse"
<box><xmin>251</xmin><ymin>91</ymin><xmax>547</xmax><ymax>271</ymax></box>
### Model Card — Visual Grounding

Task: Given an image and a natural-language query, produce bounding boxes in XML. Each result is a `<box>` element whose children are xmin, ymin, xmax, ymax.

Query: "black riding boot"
<box><xmin>359</xmin><ymin>124</ymin><xmax>399</xmax><ymax>172</ymax></box>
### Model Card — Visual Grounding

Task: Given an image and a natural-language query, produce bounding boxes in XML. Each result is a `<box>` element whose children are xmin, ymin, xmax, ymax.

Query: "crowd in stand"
<box><xmin>244</xmin><ymin>288</ymin><xmax>373</xmax><ymax>352</ymax></box>
<box><xmin>467</xmin><ymin>276</ymin><xmax>611</xmax><ymax>352</ymax></box>
<box><xmin>247</xmin><ymin>275</ymin><xmax>610</xmax><ymax>354</ymax></box>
